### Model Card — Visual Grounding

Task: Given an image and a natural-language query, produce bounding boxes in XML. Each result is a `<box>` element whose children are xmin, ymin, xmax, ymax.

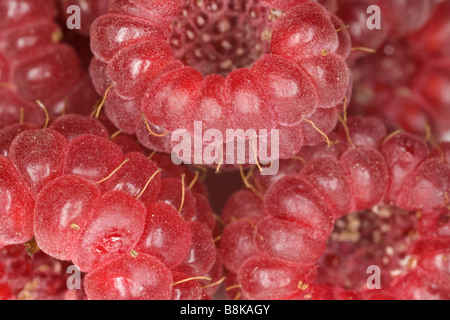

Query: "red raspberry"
<box><xmin>335</xmin><ymin>0</ymin><xmax>438</xmax><ymax>64</ymax></box>
<box><xmin>0</xmin><ymin>113</ymin><xmax>220</xmax><ymax>300</ymax></box>
<box><xmin>0</xmin><ymin>244</ymin><xmax>85</xmax><ymax>300</ymax></box>
<box><xmin>89</xmin><ymin>0</ymin><xmax>352</xmax><ymax>162</ymax></box>
<box><xmin>0</xmin><ymin>0</ymin><xmax>99</xmax><ymax>128</ymax></box>
<box><xmin>220</xmin><ymin>116</ymin><xmax>450</xmax><ymax>300</ymax></box>
<box><xmin>349</xmin><ymin>2</ymin><xmax>450</xmax><ymax>139</ymax></box>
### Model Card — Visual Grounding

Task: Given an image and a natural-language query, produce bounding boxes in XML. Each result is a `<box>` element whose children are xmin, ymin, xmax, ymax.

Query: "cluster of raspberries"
<box><xmin>0</xmin><ymin>0</ymin><xmax>448</xmax><ymax>300</ymax></box>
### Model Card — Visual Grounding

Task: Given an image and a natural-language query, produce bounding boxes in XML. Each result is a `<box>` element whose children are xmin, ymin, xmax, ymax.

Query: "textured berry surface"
<box><xmin>0</xmin><ymin>0</ymin><xmax>98</xmax><ymax>128</ymax></box>
<box><xmin>349</xmin><ymin>0</ymin><xmax>450</xmax><ymax>140</ymax></box>
<box><xmin>0</xmin><ymin>114</ymin><xmax>219</xmax><ymax>300</ymax></box>
<box><xmin>88</xmin><ymin>0</ymin><xmax>352</xmax><ymax>163</ymax></box>
<box><xmin>220</xmin><ymin>116</ymin><xmax>450</xmax><ymax>300</ymax></box>
<box><xmin>0</xmin><ymin>0</ymin><xmax>449</xmax><ymax>302</ymax></box>
<box><xmin>0</xmin><ymin>244</ymin><xmax>85</xmax><ymax>300</ymax></box>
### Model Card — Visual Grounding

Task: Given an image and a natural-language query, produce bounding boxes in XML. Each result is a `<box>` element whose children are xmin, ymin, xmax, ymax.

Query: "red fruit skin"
<box><xmin>378</xmin><ymin>0</ymin><xmax>437</xmax><ymax>39</ymax></box>
<box><xmin>34</xmin><ymin>175</ymin><xmax>100</xmax><ymax>261</ymax></box>
<box><xmin>0</xmin><ymin>283</ymin><xmax>13</xmax><ymax>300</ymax></box>
<box><xmin>220</xmin><ymin>219</ymin><xmax>260</xmax><ymax>274</ymax></box>
<box><xmin>108</xmin><ymin>0</ymin><xmax>183</xmax><ymax>23</ymax></box>
<box><xmin>0</xmin><ymin>3</ymin><xmax>90</xmax><ymax>124</ymax></box>
<box><xmin>192</xmin><ymin>74</ymin><xmax>231</xmax><ymax>143</ymax></box>
<box><xmin>335</xmin><ymin>0</ymin><xmax>389</xmax><ymax>63</ymax></box>
<box><xmin>142</xmin><ymin>66</ymin><xmax>203</xmax><ymax>132</ymax></box>
<box><xmin>110</xmin><ymin>134</ymin><xmax>144</xmax><ymax>155</ymax></box>
<box><xmin>397</xmin><ymin>158</ymin><xmax>450</xmax><ymax>211</ymax></box>
<box><xmin>9</xmin><ymin>129</ymin><xmax>67</xmax><ymax>195</ymax></box>
<box><xmin>90</xmin><ymin>13</ymin><xmax>166</xmax><ymax>63</ymax></box>
<box><xmin>12</xmin><ymin>44</ymin><xmax>82</xmax><ymax>105</ymax></box>
<box><xmin>73</xmin><ymin>191</ymin><xmax>147</xmax><ymax>272</ymax></box>
<box><xmin>264</xmin><ymin>176</ymin><xmax>334</xmax><ymax>238</ymax></box>
<box><xmin>391</xmin><ymin>270</ymin><xmax>448</xmax><ymax>300</ymax></box>
<box><xmin>84</xmin><ymin>253</ymin><xmax>173</xmax><ymax>300</ymax></box>
<box><xmin>63</xmin><ymin>134</ymin><xmax>125</xmax><ymax>182</ymax></box>
<box><xmin>300</xmin><ymin>107</ymin><xmax>338</xmax><ymax>146</ymax></box>
<box><xmin>221</xmin><ymin>189</ymin><xmax>266</xmax><ymax>224</ymax></box>
<box><xmin>225</xmin><ymin>68</ymin><xmax>277</xmax><ymax>135</ymax></box>
<box><xmin>297</xmin><ymin>53</ymin><xmax>350</xmax><ymax>109</ymax></box>
<box><xmin>413</xmin><ymin>238</ymin><xmax>450</xmax><ymax>282</ymax></box>
<box><xmin>330</xmin><ymin>13</ymin><xmax>351</xmax><ymax>60</ymax></box>
<box><xmin>158</xmin><ymin>177</ymin><xmax>196</xmax><ymax>221</ymax></box>
<box><xmin>252</xmin><ymin>157</ymin><xmax>306</xmax><ymax>193</ymax></box>
<box><xmin>0</xmin><ymin>20</ymin><xmax>62</xmax><ymax>59</ymax></box>
<box><xmin>87</xmin><ymin>0</ymin><xmax>355</xmax><ymax>161</ymax></box>
<box><xmin>277</xmin><ymin>123</ymin><xmax>305</xmax><ymax>159</ymax></box>
<box><xmin>300</xmin><ymin>157</ymin><xmax>352</xmax><ymax>219</ymax></box>
<box><xmin>252</xmin><ymin>54</ymin><xmax>318</xmax><ymax>126</ymax></box>
<box><xmin>191</xmin><ymin>192</ymin><xmax>216</xmax><ymax>230</ymax></box>
<box><xmin>135</xmin><ymin>118</ymin><xmax>172</xmax><ymax>154</ymax></box>
<box><xmin>0</xmin><ymin>123</ymin><xmax>39</xmax><ymax>157</ymax></box>
<box><xmin>171</xmin><ymin>271</ymin><xmax>202</xmax><ymax>300</ymax></box>
<box><xmin>340</xmin><ymin>147</ymin><xmax>389</xmax><ymax>211</ymax></box>
<box><xmin>380</xmin><ymin>132</ymin><xmax>430</xmax><ymax>204</ymax></box>
<box><xmin>97</xmin><ymin>152</ymin><xmax>162</xmax><ymax>206</ymax></box>
<box><xmin>49</xmin><ymin>114</ymin><xmax>109</xmax><ymax>142</ymax></box>
<box><xmin>89</xmin><ymin>57</ymin><xmax>113</xmax><ymax>96</ymax></box>
<box><xmin>0</xmin><ymin>89</ymin><xmax>43</xmax><ymax>130</ymax></box>
<box><xmin>136</xmin><ymin>202</ymin><xmax>191</xmax><ymax>269</ymax></box>
<box><xmin>255</xmin><ymin>216</ymin><xmax>327</xmax><ymax>266</ymax></box>
<box><xmin>336</xmin><ymin>117</ymin><xmax>387</xmax><ymax>149</ymax></box>
<box><xmin>221</xmin><ymin>115</ymin><xmax>450</xmax><ymax>300</ymax></box>
<box><xmin>174</xmin><ymin>222</ymin><xmax>217</xmax><ymax>277</ymax></box>
<box><xmin>104</xmin><ymin>90</ymin><xmax>142</xmax><ymax>135</ymax></box>
<box><xmin>0</xmin><ymin>0</ymin><xmax>57</xmax><ymax>31</ymax></box>
<box><xmin>408</xmin><ymin>1</ymin><xmax>450</xmax><ymax>59</ymax></box>
<box><xmin>0</xmin><ymin>157</ymin><xmax>35</xmax><ymax>246</ymax></box>
<box><xmin>107</xmin><ymin>41</ymin><xmax>174</xmax><ymax>99</ymax></box>
<box><xmin>270</xmin><ymin>2</ymin><xmax>338</xmax><ymax>60</ymax></box>
<box><xmin>238</xmin><ymin>254</ymin><xmax>315</xmax><ymax>300</ymax></box>
<box><xmin>0</xmin><ymin>244</ymin><xmax>85</xmax><ymax>300</ymax></box>
<box><xmin>199</xmin><ymin>249</ymin><xmax>224</xmax><ymax>297</ymax></box>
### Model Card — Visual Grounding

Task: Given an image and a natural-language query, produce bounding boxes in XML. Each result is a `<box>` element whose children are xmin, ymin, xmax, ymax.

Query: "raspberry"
<box><xmin>84</xmin><ymin>253</ymin><xmax>173</xmax><ymax>300</ymax></box>
<box><xmin>34</xmin><ymin>175</ymin><xmax>100</xmax><ymax>261</ymax></box>
<box><xmin>336</xmin><ymin>0</ymin><xmax>438</xmax><ymax>64</ymax></box>
<box><xmin>220</xmin><ymin>116</ymin><xmax>450</xmax><ymax>300</ymax></box>
<box><xmin>408</xmin><ymin>1</ymin><xmax>450</xmax><ymax>59</ymax></box>
<box><xmin>351</xmin><ymin>42</ymin><xmax>450</xmax><ymax>139</ymax></box>
<box><xmin>89</xmin><ymin>0</ymin><xmax>352</xmax><ymax>162</ymax></box>
<box><xmin>0</xmin><ymin>156</ymin><xmax>35</xmax><ymax>245</ymax></box>
<box><xmin>73</xmin><ymin>190</ymin><xmax>147</xmax><ymax>272</ymax></box>
<box><xmin>0</xmin><ymin>113</ymin><xmax>220</xmax><ymax>300</ymax></box>
<box><xmin>238</xmin><ymin>254</ymin><xmax>315</xmax><ymax>300</ymax></box>
<box><xmin>171</xmin><ymin>271</ymin><xmax>203</xmax><ymax>300</ymax></box>
<box><xmin>0</xmin><ymin>0</ymin><xmax>98</xmax><ymax>128</ymax></box>
<box><xmin>0</xmin><ymin>244</ymin><xmax>84</xmax><ymax>300</ymax></box>
<box><xmin>1</xmin><ymin>0</ymin><xmax>448</xmax><ymax>302</ymax></box>
<box><xmin>174</xmin><ymin>221</ymin><xmax>217</xmax><ymax>277</ymax></box>
<box><xmin>349</xmin><ymin>2</ymin><xmax>450</xmax><ymax>139</ymax></box>
<box><xmin>252</xmin><ymin>54</ymin><xmax>317</xmax><ymax>126</ymax></box>
<box><xmin>270</xmin><ymin>2</ymin><xmax>339</xmax><ymax>59</ymax></box>
<box><xmin>220</xmin><ymin>218</ymin><xmax>260</xmax><ymax>274</ymax></box>
<box><xmin>136</xmin><ymin>202</ymin><xmax>191</xmax><ymax>269</ymax></box>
